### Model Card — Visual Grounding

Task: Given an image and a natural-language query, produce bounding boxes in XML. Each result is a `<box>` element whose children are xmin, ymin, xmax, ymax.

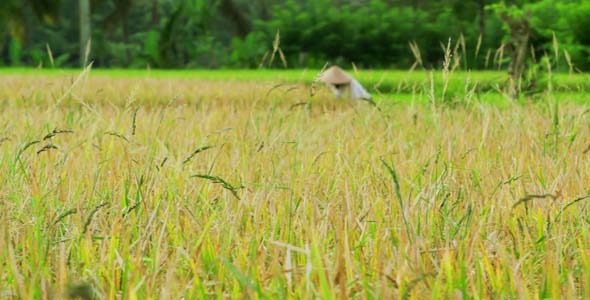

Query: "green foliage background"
<box><xmin>0</xmin><ymin>0</ymin><xmax>589</xmax><ymax>70</ymax></box>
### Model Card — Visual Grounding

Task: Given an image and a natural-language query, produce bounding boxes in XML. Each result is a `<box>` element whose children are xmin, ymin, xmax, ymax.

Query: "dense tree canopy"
<box><xmin>0</xmin><ymin>0</ymin><xmax>588</xmax><ymax>70</ymax></box>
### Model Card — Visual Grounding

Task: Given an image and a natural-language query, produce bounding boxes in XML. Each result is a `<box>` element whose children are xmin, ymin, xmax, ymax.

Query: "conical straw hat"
<box><xmin>320</xmin><ymin>66</ymin><xmax>353</xmax><ymax>84</ymax></box>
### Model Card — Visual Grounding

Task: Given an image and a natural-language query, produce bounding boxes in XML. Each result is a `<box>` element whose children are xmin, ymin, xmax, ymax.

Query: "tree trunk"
<box><xmin>79</xmin><ymin>0</ymin><xmax>91</xmax><ymax>67</ymax></box>
<box><xmin>151</xmin><ymin>0</ymin><xmax>160</xmax><ymax>25</ymax></box>
<box><xmin>123</xmin><ymin>17</ymin><xmax>130</xmax><ymax>66</ymax></box>
<box><xmin>118</xmin><ymin>0</ymin><xmax>132</xmax><ymax>66</ymax></box>
<box><xmin>257</xmin><ymin>0</ymin><xmax>270</xmax><ymax>20</ymax></box>
<box><xmin>478</xmin><ymin>0</ymin><xmax>485</xmax><ymax>38</ymax></box>
<box><xmin>219</xmin><ymin>0</ymin><xmax>250</xmax><ymax>38</ymax></box>
<box><xmin>501</xmin><ymin>12</ymin><xmax>531</xmax><ymax>100</ymax></box>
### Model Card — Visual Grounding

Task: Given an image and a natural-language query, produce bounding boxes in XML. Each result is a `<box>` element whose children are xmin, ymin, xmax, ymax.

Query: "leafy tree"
<box><xmin>0</xmin><ymin>0</ymin><xmax>589</xmax><ymax>70</ymax></box>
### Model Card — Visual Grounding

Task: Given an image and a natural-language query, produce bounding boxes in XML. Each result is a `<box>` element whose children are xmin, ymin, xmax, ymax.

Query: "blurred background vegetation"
<box><xmin>0</xmin><ymin>0</ymin><xmax>589</xmax><ymax>70</ymax></box>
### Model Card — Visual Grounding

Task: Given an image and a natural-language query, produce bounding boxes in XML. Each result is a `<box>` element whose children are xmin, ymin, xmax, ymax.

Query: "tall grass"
<box><xmin>0</xmin><ymin>71</ymin><xmax>590</xmax><ymax>298</ymax></box>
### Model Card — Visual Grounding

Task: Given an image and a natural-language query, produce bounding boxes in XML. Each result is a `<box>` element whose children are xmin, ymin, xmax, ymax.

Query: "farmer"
<box><xmin>319</xmin><ymin>66</ymin><xmax>372</xmax><ymax>101</ymax></box>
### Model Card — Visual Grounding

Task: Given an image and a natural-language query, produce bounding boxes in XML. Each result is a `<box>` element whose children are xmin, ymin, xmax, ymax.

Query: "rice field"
<box><xmin>1</xmin><ymin>69</ymin><xmax>590</xmax><ymax>299</ymax></box>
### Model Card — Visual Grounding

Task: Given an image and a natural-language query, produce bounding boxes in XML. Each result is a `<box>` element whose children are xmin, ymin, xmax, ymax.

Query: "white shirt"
<box><xmin>349</xmin><ymin>78</ymin><xmax>372</xmax><ymax>100</ymax></box>
<box><xmin>326</xmin><ymin>79</ymin><xmax>372</xmax><ymax>100</ymax></box>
